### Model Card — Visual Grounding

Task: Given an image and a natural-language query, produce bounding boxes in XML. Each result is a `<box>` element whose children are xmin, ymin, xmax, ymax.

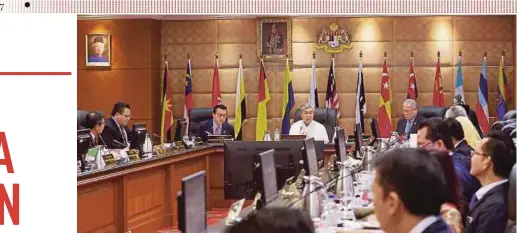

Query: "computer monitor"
<box><xmin>354</xmin><ymin>123</ymin><xmax>364</xmax><ymax>158</ymax></box>
<box><xmin>334</xmin><ymin>127</ymin><xmax>348</xmax><ymax>162</ymax></box>
<box><xmin>129</xmin><ymin>123</ymin><xmax>147</xmax><ymax>158</ymax></box>
<box><xmin>370</xmin><ymin>118</ymin><xmax>380</xmax><ymax>139</ymax></box>
<box><xmin>77</xmin><ymin>129</ymin><xmax>92</xmax><ymax>172</ymax></box>
<box><xmin>258</xmin><ymin>149</ymin><xmax>279</xmax><ymax>206</ymax></box>
<box><xmin>302</xmin><ymin>137</ymin><xmax>319</xmax><ymax>177</ymax></box>
<box><xmin>223</xmin><ymin>141</ymin><xmax>324</xmax><ymax>200</ymax></box>
<box><xmin>178</xmin><ymin>171</ymin><xmax>207</xmax><ymax>233</ymax></box>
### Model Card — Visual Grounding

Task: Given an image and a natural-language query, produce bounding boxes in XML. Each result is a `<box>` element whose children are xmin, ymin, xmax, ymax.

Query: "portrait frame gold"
<box><xmin>85</xmin><ymin>33</ymin><xmax>112</xmax><ymax>67</ymax></box>
<box><xmin>257</xmin><ymin>18</ymin><xmax>292</xmax><ymax>60</ymax></box>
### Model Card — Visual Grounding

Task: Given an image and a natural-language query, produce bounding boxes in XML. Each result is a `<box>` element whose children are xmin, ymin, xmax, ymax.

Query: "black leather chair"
<box><xmin>293</xmin><ymin>108</ymin><xmax>338</xmax><ymax>141</ymax></box>
<box><xmin>77</xmin><ymin>110</ymin><xmax>88</xmax><ymax>130</ymax></box>
<box><xmin>507</xmin><ymin>164</ymin><xmax>516</xmax><ymax>233</ymax></box>
<box><xmin>418</xmin><ymin>106</ymin><xmax>447</xmax><ymax>119</ymax></box>
<box><xmin>188</xmin><ymin>108</ymin><xmax>216</xmax><ymax>136</ymax></box>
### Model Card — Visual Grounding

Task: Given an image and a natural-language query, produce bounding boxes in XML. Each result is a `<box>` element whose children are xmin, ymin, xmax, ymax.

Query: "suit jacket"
<box><xmin>464</xmin><ymin>183</ymin><xmax>509</xmax><ymax>233</ymax></box>
<box><xmin>101</xmin><ymin>118</ymin><xmax>132</xmax><ymax>149</ymax></box>
<box><xmin>451</xmin><ymin>151</ymin><xmax>481</xmax><ymax>216</ymax></box>
<box><xmin>396</xmin><ymin>114</ymin><xmax>424</xmax><ymax>136</ymax></box>
<box><xmin>453</xmin><ymin>140</ymin><xmax>474</xmax><ymax>158</ymax></box>
<box><xmin>422</xmin><ymin>218</ymin><xmax>453</xmax><ymax>233</ymax></box>
<box><xmin>195</xmin><ymin>119</ymin><xmax>235</xmax><ymax>142</ymax></box>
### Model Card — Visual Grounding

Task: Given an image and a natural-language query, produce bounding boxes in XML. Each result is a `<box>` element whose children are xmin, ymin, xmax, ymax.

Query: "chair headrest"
<box><xmin>504</xmin><ymin>110</ymin><xmax>516</xmax><ymax>121</ymax></box>
<box><xmin>77</xmin><ymin>110</ymin><xmax>89</xmax><ymax>128</ymax></box>
<box><xmin>294</xmin><ymin>108</ymin><xmax>330</xmax><ymax>123</ymax></box>
<box><xmin>509</xmin><ymin>164</ymin><xmax>516</xmax><ymax>220</ymax></box>
<box><xmin>189</xmin><ymin>108</ymin><xmax>214</xmax><ymax>123</ymax></box>
<box><xmin>418</xmin><ymin>106</ymin><xmax>447</xmax><ymax>119</ymax></box>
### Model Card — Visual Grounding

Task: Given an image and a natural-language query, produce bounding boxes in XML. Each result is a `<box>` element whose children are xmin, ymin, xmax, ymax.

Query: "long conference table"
<box><xmin>77</xmin><ymin>143</ymin><xmax>342</xmax><ymax>233</ymax></box>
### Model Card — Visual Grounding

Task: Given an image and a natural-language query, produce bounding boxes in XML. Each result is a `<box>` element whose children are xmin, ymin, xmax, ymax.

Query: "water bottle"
<box><xmin>263</xmin><ymin>130</ymin><xmax>272</xmax><ymax>141</ymax></box>
<box><xmin>274</xmin><ymin>128</ymin><xmax>280</xmax><ymax>141</ymax></box>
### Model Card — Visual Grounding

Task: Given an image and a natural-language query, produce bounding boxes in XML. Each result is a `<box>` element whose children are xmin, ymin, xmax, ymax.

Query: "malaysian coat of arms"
<box><xmin>315</xmin><ymin>23</ymin><xmax>353</xmax><ymax>54</ymax></box>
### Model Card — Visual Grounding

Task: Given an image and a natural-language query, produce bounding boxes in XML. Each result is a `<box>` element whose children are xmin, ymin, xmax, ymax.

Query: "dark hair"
<box><xmin>428</xmin><ymin>150</ymin><xmax>462</xmax><ymax>212</ymax></box>
<box><xmin>373</xmin><ymin>148</ymin><xmax>446</xmax><ymax>217</ymax></box>
<box><xmin>417</xmin><ymin>118</ymin><xmax>454</xmax><ymax>150</ymax></box>
<box><xmin>85</xmin><ymin>111</ymin><xmax>104</xmax><ymax>129</ymax></box>
<box><xmin>444</xmin><ymin>118</ymin><xmax>465</xmax><ymax>142</ymax></box>
<box><xmin>484</xmin><ymin>131</ymin><xmax>516</xmax><ymax>178</ymax></box>
<box><xmin>225</xmin><ymin>208</ymin><xmax>315</xmax><ymax>233</ymax></box>
<box><xmin>213</xmin><ymin>104</ymin><xmax>227</xmax><ymax>114</ymax></box>
<box><xmin>111</xmin><ymin>102</ymin><xmax>130</xmax><ymax>116</ymax></box>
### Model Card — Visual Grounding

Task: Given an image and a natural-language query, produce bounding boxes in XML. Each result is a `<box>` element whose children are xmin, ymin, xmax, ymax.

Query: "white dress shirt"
<box><xmin>289</xmin><ymin>120</ymin><xmax>329</xmax><ymax>143</ymax></box>
<box><xmin>408</xmin><ymin>215</ymin><xmax>439</xmax><ymax>233</ymax></box>
<box><xmin>474</xmin><ymin>179</ymin><xmax>508</xmax><ymax>200</ymax></box>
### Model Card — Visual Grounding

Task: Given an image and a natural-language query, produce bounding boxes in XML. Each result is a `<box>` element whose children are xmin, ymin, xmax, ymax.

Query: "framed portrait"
<box><xmin>257</xmin><ymin>18</ymin><xmax>292</xmax><ymax>60</ymax></box>
<box><xmin>85</xmin><ymin>33</ymin><xmax>111</xmax><ymax>67</ymax></box>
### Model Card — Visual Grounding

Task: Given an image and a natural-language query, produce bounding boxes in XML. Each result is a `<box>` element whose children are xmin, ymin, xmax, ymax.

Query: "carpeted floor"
<box><xmin>156</xmin><ymin>208</ymin><xmax>229</xmax><ymax>233</ymax></box>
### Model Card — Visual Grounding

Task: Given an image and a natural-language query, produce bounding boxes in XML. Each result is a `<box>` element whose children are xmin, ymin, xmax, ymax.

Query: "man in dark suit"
<box><xmin>372</xmin><ymin>148</ymin><xmax>452</xmax><ymax>233</ymax></box>
<box><xmin>465</xmin><ymin>131</ymin><xmax>516</xmax><ymax>233</ymax></box>
<box><xmin>85</xmin><ymin>110</ymin><xmax>106</xmax><ymax>148</ymax></box>
<box><xmin>101</xmin><ymin>102</ymin><xmax>132</xmax><ymax>149</ymax></box>
<box><xmin>417</xmin><ymin>118</ymin><xmax>481</xmax><ymax>216</ymax></box>
<box><xmin>195</xmin><ymin>104</ymin><xmax>235</xmax><ymax>142</ymax></box>
<box><xmin>396</xmin><ymin>99</ymin><xmax>424</xmax><ymax>138</ymax></box>
<box><xmin>445</xmin><ymin>118</ymin><xmax>474</xmax><ymax>158</ymax></box>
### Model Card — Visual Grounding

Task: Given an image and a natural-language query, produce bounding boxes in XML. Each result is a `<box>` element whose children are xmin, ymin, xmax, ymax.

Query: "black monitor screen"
<box><xmin>182</xmin><ymin>171</ymin><xmax>206</xmax><ymax>233</ymax></box>
<box><xmin>334</xmin><ymin>128</ymin><xmax>347</xmax><ymax>162</ymax></box>
<box><xmin>303</xmin><ymin>137</ymin><xmax>319</xmax><ymax>176</ymax></box>
<box><xmin>77</xmin><ymin>129</ymin><xmax>92</xmax><ymax>156</ymax></box>
<box><xmin>129</xmin><ymin>123</ymin><xmax>147</xmax><ymax>150</ymax></box>
<box><xmin>259</xmin><ymin>149</ymin><xmax>278</xmax><ymax>204</ymax></box>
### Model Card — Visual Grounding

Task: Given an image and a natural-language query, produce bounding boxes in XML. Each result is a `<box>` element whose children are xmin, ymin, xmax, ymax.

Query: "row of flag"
<box><xmin>159</xmin><ymin>52</ymin><xmax>512</xmax><ymax>141</ymax></box>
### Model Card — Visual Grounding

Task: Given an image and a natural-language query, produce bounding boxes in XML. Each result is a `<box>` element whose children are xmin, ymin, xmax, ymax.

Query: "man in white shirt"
<box><xmin>465</xmin><ymin>131</ymin><xmax>516</xmax><ymax>233</ymax></box>
<box><xmin>289</xmin><ymin>103</ymin><xmax>329</xmax><ymax>143</ymax></box>
<box><xmin>372</xmin><ymin>148</ymin><xmax>452</xmax><ymax>233</ymax></box>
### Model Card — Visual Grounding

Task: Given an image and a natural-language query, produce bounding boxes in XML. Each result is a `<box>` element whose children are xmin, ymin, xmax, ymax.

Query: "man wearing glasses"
<box><xmin>102</xmin><ymin>102</ymin><xmax>132</xmax><ymax>149</ymax></box>
<box><xmin>85</xmin><ymin>110</ymin><xmax>106</xmax><ymax>148</ymax></box>
<box><xmin>416</xmin><ymin>118</ymin><xmax>480</xmax><ymax>218</ymax></box>
<box><xmin>465</xmin><ymin>131</ymin><xmax>515</xmax><ymax>233</ymax></box>
<box><xmin>196</xmin><ymin>104</ymin><xmax>235</xmax><ymax>142</ymax></box>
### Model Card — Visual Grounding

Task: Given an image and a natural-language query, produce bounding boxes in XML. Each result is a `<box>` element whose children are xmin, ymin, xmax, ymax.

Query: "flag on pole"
<box><xmin>355</xmin><ymin>53</ymin><xmax>366</xmax><ymax>133</ymax></box>
<box><xmin>160</xmin><ymin>59</ymin><xmax>173</xmax><ymax>143</ymax></box>
<box><xmin>496</xmin><ymin>54</ymin><xmax>510</xmax><ymax>120</ymax></box>
<box><xmin>211</xmin><ymin>56</ymin><xmax>222</xmax><ymax>107</ymax></box>
<box><xmin>378</xmin><ymin>54</ymin><xmax>392</xmax><ymax>138</ymax></box>
<box><xmin>454</xmin><ymin>53</ymin><xmax>465</xmax><ymax>105</ymax></box>
<box><xmin>433</xmin><ymin>52</ymin><xmax>445</xmax><ymax>106</ymax></box>
<box><xmin>184</xmin><ymin>57</ymin><xmax>193</xmax><ymax>135</ymax></box>
<box><xmin>309</xmin><ymin>53</ymin><xmax>319</xmax><ymax>108</ymax></box>
<box><xmin>407</xmin><ymin>54</ymin><xmax>418</xmax><ymax>99</ymax></box>
<box><xmin>476</xmin><ymin>54</ymin><xmax>489</xmax><ymax>134</ymax></box>
<box><xmin>325</xmin><ymin>57</ymin><xmax>340</xmax><ymax>118</ymax></box>
<box><xmin>281</xmin><ymin>58</ymin><xmax>295</xmax><ymax>134</ymax></box>
<box><xmin>234</xmin><ymin>56</ymin><xmax>246</xmax><ymax>140</ymax></box>
<box><xmin>256</xmin><ymin>59</ymin><xmax>270</xmax><ymax>141</ymax></box>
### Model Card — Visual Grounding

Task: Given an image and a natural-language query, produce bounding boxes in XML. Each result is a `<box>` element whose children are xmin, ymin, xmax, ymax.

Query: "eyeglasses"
<box><xmin>418</xmin><ymin>141</ymin><xmax>433</xmax><ymax>148</ymax></box>
<box><xmin>215</xmin><ymin>113</ymin><xmax>227</xmax><ymax>118</ymax></box>
<box><xmin>471</xmin><ymin>150</ymin><xmax>489</xmax><ymax>157</ymax></box>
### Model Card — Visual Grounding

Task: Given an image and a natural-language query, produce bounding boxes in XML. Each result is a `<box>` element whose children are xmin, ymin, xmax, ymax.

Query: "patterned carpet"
<box><xmin>156</xmin><ymin>208</ymin><xmax>229</xmax><ymax>233</ymax></box>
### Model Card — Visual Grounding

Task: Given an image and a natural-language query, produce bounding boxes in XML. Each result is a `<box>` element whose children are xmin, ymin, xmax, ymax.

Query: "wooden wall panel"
<box><xmin>77</xmin><ymin>19</ymin><xmax>162</xmax><ymax>135</ymax></box>
<box><xmin>79</xmin><ymin>16</ymin><xmax>515</xmax><ymax>139</ymax></box>
<box><xmin>78</xmin><ymin>182</ymin><xmax>118</xmax><ymax>233</ymax></box>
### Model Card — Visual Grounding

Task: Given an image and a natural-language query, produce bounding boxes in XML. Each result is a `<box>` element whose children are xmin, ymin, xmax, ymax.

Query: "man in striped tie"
<box><xmin>195</xmin><ymin>104</ymin><xmax>235</xmax><ymax>142</ymax></box>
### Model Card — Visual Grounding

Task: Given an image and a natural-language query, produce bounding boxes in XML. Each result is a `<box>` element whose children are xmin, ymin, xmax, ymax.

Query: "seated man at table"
<box><xmin>373</xmin><ymin>148</ymin><xmax>452</xmax><ymax>233</ymax></box>
<box><xmin>102</xmin><ymin>101</ymin><xmax>132</xmax><ymax>149</ymax></box>
<box><xmin>396</xmin><ymin>99</ymin><xmax>424</xmax><ymax>138</ymax></box>
<box><xmin>195</xmin><ymin>104</ymin><xmax>235</xmax><ymax>142</ymax></box>
<box><xmin>289</xmin><ymin>103</ymin><xmax>329</xmax><ymax>143</ymax></box>
<box><xmin>85</xmin><ymin>110</ymin><xmax>106</xmax><ymax>148</ymax></box>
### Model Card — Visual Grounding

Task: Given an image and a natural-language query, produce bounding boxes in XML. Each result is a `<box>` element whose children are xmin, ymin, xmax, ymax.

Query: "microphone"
<box><xmin>286</xmin><ymin>136</ymin><xmax>404</xmax><ymax>208</ymax></box>
<box><xmin>151</xmin><ymin>133</ymin><xmax>170</xmax><ymax>144</ymax></box>
<box><xmin>205</xmin><ymin>131</ymin><xmax>213</xmax><ymax>136</ymax></box>
<box><xmin>112</xmin><ymin>139</ymin><xmax>127</xmax><ymax>148</ymax></box>
<box><xmin>98</xmin><ymin>135</ymin><xmax>112</xmax><ymax>154</ymax></box>
<box><xmin>300</xmin><ymin>126</ymin><xmax>303</xmax><ymax>135</ymax></box>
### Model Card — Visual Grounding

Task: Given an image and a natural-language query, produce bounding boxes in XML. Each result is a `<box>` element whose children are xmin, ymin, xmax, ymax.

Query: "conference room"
<box><xmin>77</xmin><ymin>15</ymin><xmax>516</xmax><ymax>233</ymax></box>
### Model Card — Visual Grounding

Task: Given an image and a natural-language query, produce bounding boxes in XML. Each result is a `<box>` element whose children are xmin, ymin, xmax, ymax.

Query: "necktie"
<box><xmin>215</xmin><ymin>125</ymin><xmax>221</xmax><ymax>135</ymax></box>
<box><xmin>468</xmin><ymin>195</ymin><xmax>479</xmax><ymax>210</ymax></box>
<box><xmin>405</xmin><ymin>120</ymin><xmax>413</xmax><ymax>134</ymax></box>
<box><xmin>120</xmin><ymin>126</ymin><xmax>128</xmax><ymax>144</ymax></box>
